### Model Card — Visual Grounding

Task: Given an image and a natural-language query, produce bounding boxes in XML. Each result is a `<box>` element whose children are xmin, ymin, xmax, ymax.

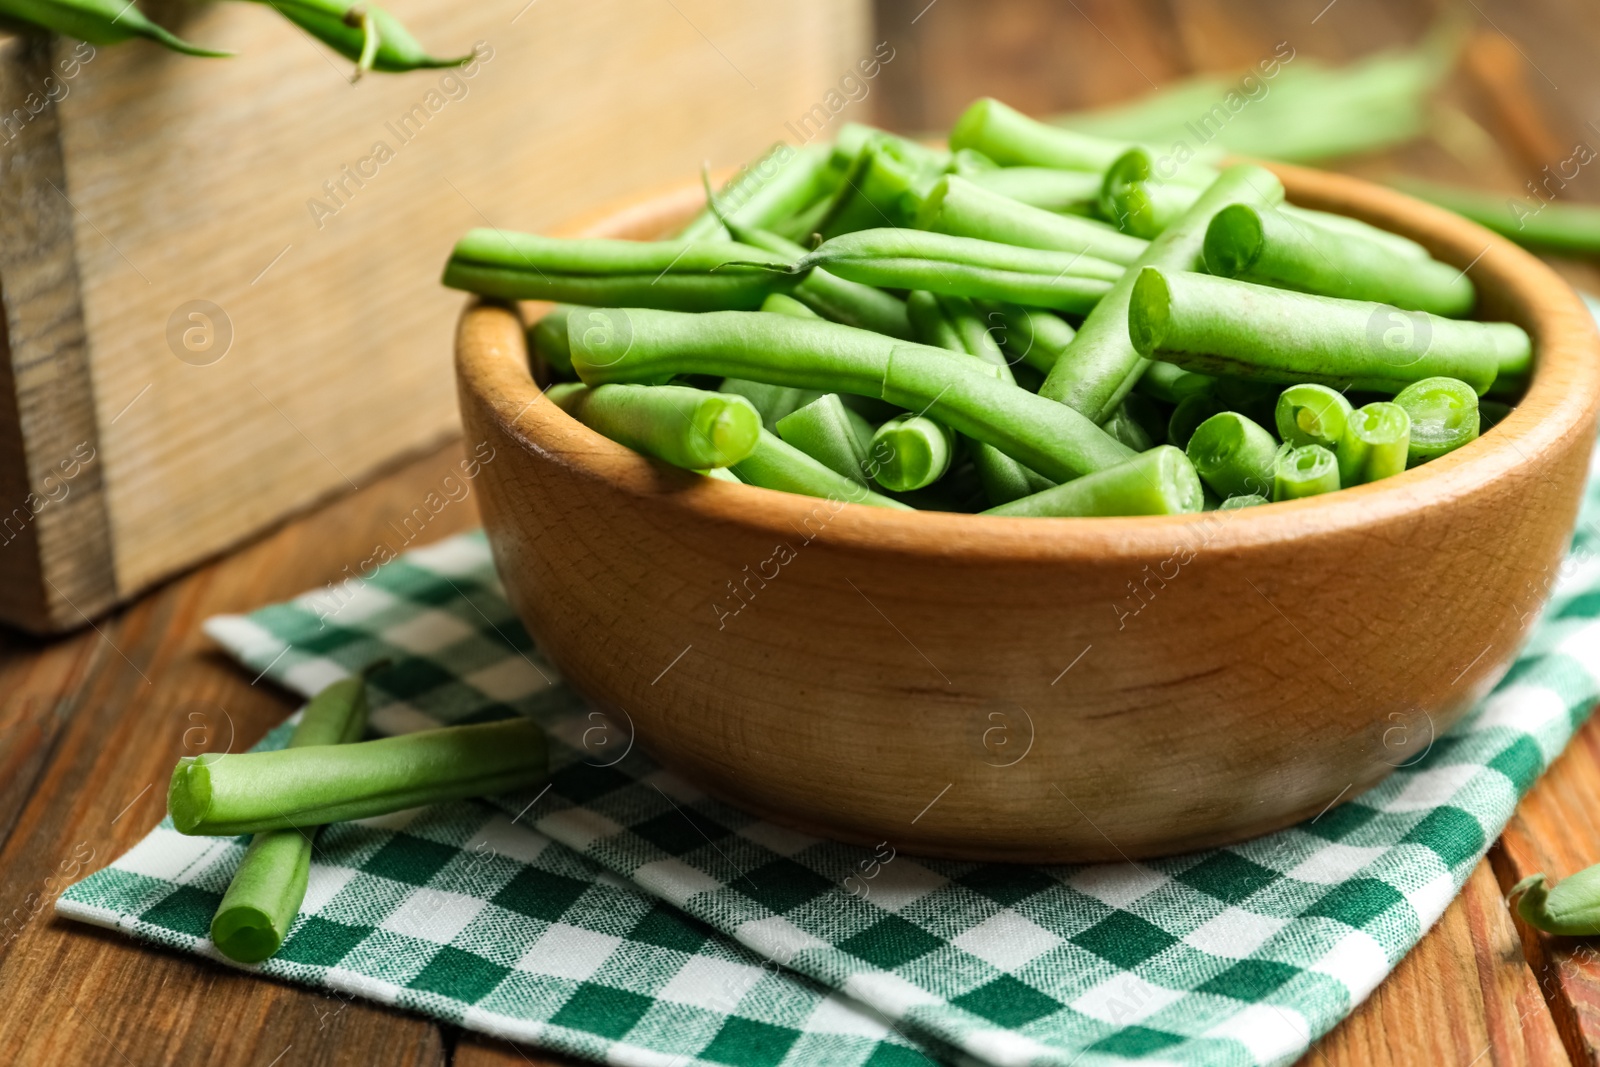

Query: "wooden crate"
<box><xmin>0</xmin><ymin>0</ymin><xmax>869</xmax><ymax>632</ymax></box>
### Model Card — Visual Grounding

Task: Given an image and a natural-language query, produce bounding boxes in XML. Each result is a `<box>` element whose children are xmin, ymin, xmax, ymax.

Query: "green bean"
<box><xmin>882</xmin><ymin>346</ymin><xmax>1135</xmax><ymax>481</ymax></box>
<box><xmin>761</xmin><ymin>292</ymin><xmax>820</xmax><ymax>318</ymax></box>
<box><xmin>982</xmin><ymin>446</ymin><xmax>1202</xmax><ymax>518</ymax></box>
<box><xmin>818</xmin><ymin>136</ymin><xmax>947</xmax><ymax>237</ymax></box>
<box><xmin>1335</xmin><ymin>401</ymin><xmax>1411</xmax><ymax>485</ymax></box>
<box><xmin>929</xmin><ymin>294</ymin><xmax>1053</xmax><ymax>504</ymax></box>
<box><xmin>1136</xmin><ymin>361</ymin><xmax>1215</xmax><ymax>404</ymax></box>
<box><xmin>210</xmin><ymin>668</ymin><xmax>380</xmax><ymax>963</ymax></box>
<box><xmin>548</xmin><ymin>382</ymin><xmax>760</xmax><ymax>469</ymax></box>
<box><xmin>917</xmin><ymin>175</ymin><xmax>1148</xmax><ymax>265</ymax></box>
<box><xmin>1275</xmin><ymin>384</ymin><xmax>1353</xmax><ymax>450</ymax></box>
<box><xmin>774</xmin><ymin>229</ymin><xmax>1121</xmax><ymax>313</ymax></box>
<box><xmin>1508</xmin><ymin>869</ymin><xmax>1600</xmax><ymax>936</ymax></box>
<box><xmin>718</xmin><ymin>379</ymin><xmax>822</xmax><ymax>432</ymax></box>
<box><xmin>1129</xmin><ymin>267</ymin><xmax>1526</xmax><ymax>395</ymax></box>
<box><xmin>443</xmin><ymin>231</ymin><xmax>794</xmax><ymax>310</ymax></box>
<box><xmin>871</xmin><ymin>415</ymin><xmax>955</xmax><ymax>492</ymax></box>
<box><xmin>1186</xmin><ymin>412</ymin><xmax>1278</xmax><ymax>500</ymax></box>
<box><xmin>964</xmin><ymin>167</ymin><xmax>1104</xmax><ymax>214</ymax></box>
<box><xmin>1274</xmin><ymin>444</ymin><xmax>1341</xmax><ymax>501</ymax></box>
<box><xmin>169</xmin><ymin>718</ymin><xmax>548</xmax><ymax>836</ymax></box>
<box><xmin>732</xmin><ymin>430</ymin><xmax>910</xmax><ymax>508</ymax></box>
<box><xmin>529</xmin><ymin>305</ymin><xmax>579</xmax><ymax>381</ymax></box>
<box><xmin>678</xmin><ymin>143</ymin><xmax>834</xmax><ymax>240</ymax></box>
<box><xmin>907</xmin><ymin>289</ymin><xmax>965</xmax><ymax>351</ymax></box>
<box><xmin>3</xmin><ymin>0</ymin><xmax>230</xmax><ymax>55</ymax></box>
<box><xmin>1203</xmin><ymin>203</ymin><xmax>1474</xmax><ymax>316</ymax></box>
<box><xmin>1040</xmin><ymin>164</ymin><xmax>1286</xmax><ymax>423</ymax></box>
<box><xmin>950</xmin><ymin>97</ymin><xmax>1151</xmax><ymax>174</ymax></box>
<box><xmin>1167</xmin><ymin>394</ymin><xmax>1224</xmax><ymax>451</ymax></box>
<box><xmin>246</xmin><ymin>0</ymin><xmax>467</xmax><ymax>76</ymax></box>
<box><xmin>1393</xmin><ymin>376</ymin><xmax>1479</xmax><ymax>466</ymax></box>
<box><xmin>1393</xmin><ymin>178</ymin><xmax>1600</xmax><ymax>258</ymax></box>
<box><xmin>1218</xmin><ymin>493</ymin><xmax>1269</xmax><ymax>510</ymax></box>
<box><xmin>570</xmin><ymin>310</ymin><xmax>1133</xmax><ymax>481</ymax></box>
<box><xmin>974</xmin><ymin>300</ymin><xmax>1077</xmax><ymax>375</ymax></box>
<box><xmin>828</xmin><ymin>123</ymin><xmax>949</xmax><ymax>176</ymax></box>
<box><xmin>732</xmin><ymin>228</ymin><xmax>913</xmax><ymax>339</ymax></box>
<box><xmin>949</xmin><ymin>147</ymin><xmax>1001</xmax><ymax>176</ymax></box>
<box><xmin>774</xmin><ymin>394</ymin><xmax>872</xmax><ymax>485</ymax></box>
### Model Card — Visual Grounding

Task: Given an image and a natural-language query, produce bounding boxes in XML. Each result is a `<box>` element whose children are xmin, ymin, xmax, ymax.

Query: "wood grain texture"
<box><xmin>0</xmin><ymin>443</ymin><xmax>481</xmax><ymax>1065</ymax></box>
<box><xmin>1314</xmin><ymin>860</ymin><xmax>1570</xmax><ymax>1067</ymax></box>
<box><xmin>0</xmin><ymin>0</ymin><xmax>871</xmax><ymax>633</ymax></box>
<box><xmin>456</xmin><ymin>166</ymin><xmax>1600</xmax><ymax>863</ymax></box>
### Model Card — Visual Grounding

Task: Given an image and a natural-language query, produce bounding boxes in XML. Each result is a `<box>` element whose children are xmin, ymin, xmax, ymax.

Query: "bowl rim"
<box><xmin>456</xmin><ymin>160</ymin><xmax>1600</xmax><ymax>564</ymax></box>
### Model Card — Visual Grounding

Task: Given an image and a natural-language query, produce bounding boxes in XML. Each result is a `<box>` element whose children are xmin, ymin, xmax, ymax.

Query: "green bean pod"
<box><xmin>548</xmin><ymin>382</ymin><xmax>761</xmax><ymax>469</ymax></box>
<box><xmin>818</xmin><ymin>136</ymin><xmax>947</xmax><ymax>237</ymax></box>
<box><xmin>1186</xmin><ymin>412</ymin><xmax>1278</xmax><ymax>499</ymax></box>
<box><xmin>442</xmin><ymin>231</ymin><xmax>794</xmax><ymax>310</ymax></box>
<box><xmin>1</xmin><ymin>0</ymin><xmax>230</xmax><ymax>55</ymax></box>
<box><xmin>1393</xmin><ymin>376</ymin><xmax>1480</xmax><ymax>466</ymax></box>
<box><xmin>1275</xmin><ymin>383</ymin><xmax>1354</xmax><ymax>450</ymax></box>
<box><xmin>761</xmin><ymin>292</ymin><xmax>820</xmax><ymax>319</ymax></box>
<box><xmin>1137</xmin><ymin>361</ymin><xmax>1216</xmax><ymax>404</ymax></box>
<box><xmin>1395</xmin><ymin>178</ymin><xmax>1600</xmax><ymax>258</ymax></box>
<box><xmin>917</xmin><ymin>175</ymin><xmax>1149</xmax><ymax>265</ymax></box>
<box><xmin>982</xmin><ymin>446</ymin><xmax>1203</xmax><ymax>518</ymax></box>
<box><xmin>774</xmin><ymin>394</ymin><xmax>872</xmax><ymax>485</ymax></box>
<box><xmin>716</xmin><ymin>379</ymin><xmax>822</xmax><ymax>433</ymax></box>
<box><xmin>247</xmin><ymin>0</ymin><xmax>468</xmax><ymax>75</ymax></box>
<box><xmin>781</xmin><ymin>229</ymin><xmax>1121</xmax><ymax>314</ymax></box>
<box><xmin>1509</xmin><ymin>870</ymin><xmax>1600</xmax><ymax>936</ymax></box>
<box><xmin>1274</xmin><ymin>444</ymin><xmax>1341</xmax><ymax>501</ymax></box>
<box><xmin>965</xmin><ymin>167</ymin><xmax>1104</xmax><ymax>214</ymax></box>
<box><xmin>1129</xmin><ymin>267</ymin><xmax>1527</xmax><ymax>395</ymax></box>
<box><xmin>733</xmin><ymin>430</ymin><xmax>910</xmax><ymax>509</ymax></box>
<box><xmin>1167</xmin><ymin>394</ymin><xmax>1225</xmax><ymax>451</ymax></box>
<box><xmin>1039</xmin><ymin>164</ymin><xmax>1286</xmax><ymax>423</ymax></box>
<box><xmin>1204</xmin><ymin>203</ymin><xmax>1474</xmax><ymax>316</ymax></box>
<box><xmin>530</xmin><ymin>305</ymin><xmax>579</xmax><ymax>381</ymax></box>
<box><xmin>870</xmin><ymin>415</ymin><xmax>955</xmax><ymax>492</ymax></box>
<box><xmin>209</xmin><ymin>669</ymin><xmax>378</xmax><ymax>963</ymax></box>
<box><xmin>1335</xmin><ymin>401</ymin><xmax>1411</xmax><ymax>485</ymax></box>
<box><xmin>950</xmin><ymin>97</ymin><xmax>1148</xmax><ymax>174</ymax></box>
<box><xmin>678</xmin><ymin>143</ymin><xmax>834</xmax><ymax>241</ymax></box>
<box><xmin>169</xmin><ymin>719</ymin><xmax>548</xmax><ymax>836</ymax></box>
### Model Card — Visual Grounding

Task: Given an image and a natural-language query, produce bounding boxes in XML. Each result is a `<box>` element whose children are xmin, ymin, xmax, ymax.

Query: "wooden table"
<box><xmin>6</xmin><ymin>2</ymin><xmax>1600</xmax><ymax>1063</ymax></box>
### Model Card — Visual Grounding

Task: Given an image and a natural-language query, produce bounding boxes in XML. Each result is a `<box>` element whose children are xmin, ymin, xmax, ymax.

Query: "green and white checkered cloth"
<box><xmin>61</xmin><ymin>452</ymin><xmax>1600</xmax><ymax>1067</ymax></box>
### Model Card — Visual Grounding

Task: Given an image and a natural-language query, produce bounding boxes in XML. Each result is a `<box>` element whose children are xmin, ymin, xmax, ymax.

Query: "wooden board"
<box><xmin>0</xmin><ymin>0</ymin><xmax>871</xmax><ymax>632</ymax></box>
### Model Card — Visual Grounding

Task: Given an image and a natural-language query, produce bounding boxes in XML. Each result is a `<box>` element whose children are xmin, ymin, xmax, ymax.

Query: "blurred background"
<box><xmin>0</xmin><ymin>0</ymin><xmax>1594</xmax><ymax>634</ymax></box>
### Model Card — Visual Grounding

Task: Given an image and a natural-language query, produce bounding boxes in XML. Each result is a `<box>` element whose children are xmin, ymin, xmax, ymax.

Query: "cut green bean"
<box><xmin>982</xmin><ymin>446</ymin><xmax>1203</xmax><ymax>518</ymax></box>
<box><xmin>548</xmin><ymin>382</ymin><xmax>760</xmax><ymax>469</ymax></box>
<box><xmin>530</xmin><ymin>305</ymin><xmax>578</xmax><ymax>381</ymax></box>
<box><xmin>965</xmin><ymin>167</ymin><xmax>1104</xmax><ymax>213</ymax></box>
<box><xmin>1335</xmin><ymin>401</ymin><xmax>1411</xmax><ymax>485</ymax></box>
<box><xmin>771</xmin><ymin>229</ymin><xmax>1121</xmax><ymax>313</ymax></box>
<box><xmin>718</xmin><ymin>379</ymin><xmax>822</xmax><ymax>432</ymax></box>
<box><xmin>443</xmin><ymin>231</ymin><xmax>794</xmax><ymax>310</ymax></box>
<box><xmin>210</xmin><ymin>668</ymin><xmax>379</xmax><ymax>963</ymax></box>
<box><xmin>1129</xmin><ymin>267</ymin><xmax>1526</xmax><ymax>395</ymax></box>
<box><xmin>169</xmin><ymin>718</ymin><xmax>548</xmax><ymax>836</ymax></box>
<box><xmin>818</xmin><ymin>136</ymin><xmax>947</xmax><ymax>237</ymax></box>
<box><xmin>761</xmin><ymin>292</ymin><xmax>819</xmax><ymax>318</ymax></box>
<box><xmin>774</xmin><ymin>394</ymin><xmax>872</xmax><ymax>486</ymax></box>
<box><xmin>1167</xmin><ymin>394</ymin><xmax>1225</xmax><ymax>451</ymax></box>
<box><xmin>974</xmin><ymin>300</ymin><xmax>1076</xmax><ymax>375</ymax></box>
<box><xmin>1508</xmin><ymin>868</ymin><xmax>1600</xmax><ymax>936</ymax></box>
<box><xmin>950</xmin><ymin>97</ymin><xmax>1154</xmax><ymax>174</ymax></box>
<box><xmin>1203</xmin><ymin>203</ymin><xmax>1474</xmax><ymax>316</ymax></box>
<box><xmin>1136</xmin><ymin>361</ymin><xmax>1215</xmax><ymax>404</ymax></box>
<box><xmin>870</xmin><ymin>415</ymin><xmax>955</xmax><ymax>492</ymax></box>
<box><xmin>1186</xmin><ymin>412</ymin><xmax>1278</xmax><ymax>499</ymax></box>
<box><xmin>917</xmin><ymin>175</ymin><xmax>1149</xmax><ymax>265</ymax></box>
<box><xmin>733</xmin><ymin>430</ymin><xmax>910</xmax><ymax>509</ymax></box>
<box><xmin>1275</xmin><ymin>384</ymin><xmax>1354</xmax><ymax>450</ymax></box>
<box><xmin>1040</xmin><ymin>164</ymin><xmax>1286</xmax><ymax>423</ymax></box>
<box><xmin>1393</xmin><ymin>376</ymin><xmax>1480</xmax><ymax>466</ymax></box>
<box><xmin>1274</xmin><ymin>444</ymin><xmax>1341</xmax><ymax>501</ymax></box>
<box><xmin>1219</xmin><ymin>493</ymin><xmax>1269</xmax><ymax>510</ymax></box>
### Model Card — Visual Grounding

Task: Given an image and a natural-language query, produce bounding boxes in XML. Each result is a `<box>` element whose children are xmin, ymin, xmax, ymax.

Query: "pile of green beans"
<box><xmin>444</xmin><ymin>97</ymin><xmax>1532</xmax><ymax>517</ymax></box>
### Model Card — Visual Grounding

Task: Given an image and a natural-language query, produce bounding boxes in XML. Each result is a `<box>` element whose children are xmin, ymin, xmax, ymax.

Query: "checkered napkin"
<box><xmin>62</xmin><ymin>452</ymin><xmax>1600</xmax><ymax>1067</ymax></box>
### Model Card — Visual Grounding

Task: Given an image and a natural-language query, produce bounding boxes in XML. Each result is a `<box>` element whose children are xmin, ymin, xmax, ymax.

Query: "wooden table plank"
<box><xmin>1311</xmin><ymin>859</ymin><xmax>1569</xmax><ymax>1066</ymax></box>
<box><xmin>0</xmin><ymin>441</ymin><xmax>484</xmax><ymax>1066</ymax></box>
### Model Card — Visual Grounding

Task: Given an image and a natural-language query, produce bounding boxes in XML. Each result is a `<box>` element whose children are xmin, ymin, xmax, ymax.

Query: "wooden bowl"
<box><xmin>455</xmin><ymin>162</ymin><xmax>1600</xmax><ymax>862</ymax></box>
